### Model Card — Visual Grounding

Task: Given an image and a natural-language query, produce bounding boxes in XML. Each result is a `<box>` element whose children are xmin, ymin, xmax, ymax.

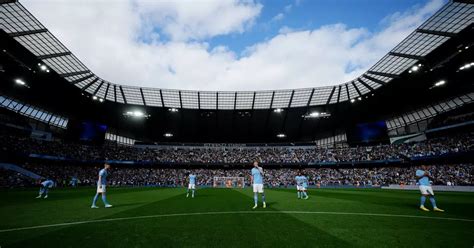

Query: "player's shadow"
<box><xmin>262</xmin><ymin>201</ymin><xmax>279</xmax><ymax>207</ymax></box>
<box><xmin>109</xmin><ymin>202</ymin><xmax>145</xmax><ymax>208</ymax></box>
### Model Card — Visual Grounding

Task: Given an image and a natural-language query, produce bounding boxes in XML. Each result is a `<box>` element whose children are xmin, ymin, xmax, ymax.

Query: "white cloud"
<box><xmin>134</xmin><ymin>0</ymin><xmax>263</xmax><ymax>41</ymax></box>
<box><xmin>271</xmin><ymin>13</ymin><xmax>285</xmax><ymax>22</ymax></box>
<box><xmin>21</xmin><ymin>0</ymin><xmax>444</xmax><ymax>91</ymax></box>
<box><xmin>278</xmin><ymin>26</ymin><xmax>294</xmax><ymax>34</ymax></box>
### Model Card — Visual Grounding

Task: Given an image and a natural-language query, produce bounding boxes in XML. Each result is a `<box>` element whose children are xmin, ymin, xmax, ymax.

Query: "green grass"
<box><xmin>1</xmin><ymin>187</ymin><xmax>473</xmax><ymax>247</ymax></box>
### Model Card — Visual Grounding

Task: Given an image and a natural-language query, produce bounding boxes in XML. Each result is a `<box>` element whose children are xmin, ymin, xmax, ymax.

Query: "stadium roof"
<box><xmin>1</xmin><ymin>0</ymin><xmax>473</xmax><ymax>110</ymax></box>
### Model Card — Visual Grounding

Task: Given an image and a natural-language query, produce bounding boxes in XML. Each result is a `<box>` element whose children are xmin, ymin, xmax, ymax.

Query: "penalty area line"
<box><xmin>1</xmin><ymin>211</ymin><xmax>473</xmax><ymax>233</ymax></box>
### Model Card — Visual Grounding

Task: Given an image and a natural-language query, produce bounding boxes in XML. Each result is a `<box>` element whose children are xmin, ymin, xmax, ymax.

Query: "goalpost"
<box><xmin>213</xmin><ymin>177</ymin><xmax>245</xmax><ymax>188</ymax></box>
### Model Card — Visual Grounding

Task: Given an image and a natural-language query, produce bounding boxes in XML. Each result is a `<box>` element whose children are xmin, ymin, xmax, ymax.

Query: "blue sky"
<box><xmin>23</xmin><ymin>0</ymin><xmax>445</xmax><ymax>91</ymax></box>
<box><xmin>208</xmin><ymin>0</ymin><xmax>431</xmax><ymax>55</ymax></box>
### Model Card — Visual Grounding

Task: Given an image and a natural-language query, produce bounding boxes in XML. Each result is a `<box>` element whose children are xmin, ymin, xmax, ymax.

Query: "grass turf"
<box><xmin>0</xmin><ymin>187</ymin><xmax>473</xmax><ymax>247</ymax></box>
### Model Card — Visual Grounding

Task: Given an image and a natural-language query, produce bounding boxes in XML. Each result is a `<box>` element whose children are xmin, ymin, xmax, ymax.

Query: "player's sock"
<box><xmin>92</xmin><ymin>193</ymin><xmax>99</xmax><ymax>206</ymax></box>
<box><xmin>297</xmin><ymin>191</ymin><xmax>301</xmax><ymax>198</ymax></box>
<box><xmin>262</xmin><ymin>193</ymin><xmax>266</xmax><ymax>203</ymax></box>
<box><xmin>192</xmin><ymin>189</ymin><xmax>195</xmax><ymax>198</ymax></box>
<box><xmin>101</xmin><ymin>194</ymin><xmax>109</xmax><ymax>205</ymax></box>
<box><xmin>429</xmin><ymin>196</ymin><xmax>437</xmax><ymax>208</ymax></box>
<box><xmin>254</xmin><ymin>193</ymin><xmax>258</xmax><ymax>205</ymax></box>
<box><xmin>420</xmin><ymin>195</ymin><xmax>426</xmax><ymax>207</ymax></box>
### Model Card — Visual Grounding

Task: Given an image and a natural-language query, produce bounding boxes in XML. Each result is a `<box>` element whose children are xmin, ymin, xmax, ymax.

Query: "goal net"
<box><xmin>213</xmin><ymin>177</ymin><xmax>245</xmax><ymax>188</ymax></box>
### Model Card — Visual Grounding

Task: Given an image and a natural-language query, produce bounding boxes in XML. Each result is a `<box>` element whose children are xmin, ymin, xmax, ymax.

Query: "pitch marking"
<box><xmin>1</xmin><ymin>211</ymin><xmax>473</xmax><ymax>233</ymax></box>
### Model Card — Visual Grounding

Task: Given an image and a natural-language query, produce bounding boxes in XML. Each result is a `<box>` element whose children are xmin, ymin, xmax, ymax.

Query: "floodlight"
<box><xmin>124</xmin><ymin>110</ymin><xmax>149</xmax><ymax>118</ymax></box>
<box><xmin>459</xmin><ymin>62</ymin><xmax>474</xmax><ymax>71</ymax></box>
<box><xmin>273</xmin><ymin>108</ymin><xmax>284</xmax><ymax>113</ymax></box>
<box><xmin>14</xmin><ymin>78</ymin><xmax>26</xmax><ymax>86</ymax></box>
<box><xmin>434</xmin><ymin>80</ymin><xmax>446</xmax><ymax>87</ymax></box>
<box><xmin>276</xmin><ymin>133</ymin><xmax>286</xmax><ymax>138</ymax></box>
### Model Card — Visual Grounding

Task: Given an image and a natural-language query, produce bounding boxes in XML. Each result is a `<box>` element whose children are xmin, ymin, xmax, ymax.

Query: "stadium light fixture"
<box><xmin>91</xmin><ymin>95</ymin><xmax>104</xmax><ymax>102</ymax></box>
<box><xmin>273</xmin><ymin>108</ymin><xmax>284</xmax><ymax>113</ymax></box>
<box><xmin>303</xmin><ymin>111</ymin><xmax>331</xmax><ymax>119</ymax></box>
<box><xmin>14</xmin><ymin>78</ymin><xmax>26</xmax><ymax>86</ymax></box>
<box><xmin>276</xmin><ymin>133</ymin><xmax>286</xmax><ymax>138</ymax></box>
<box><xmin>459</xmin><ymin>62</ymin><xmax>474</xmax><ymax>71</ymax></box>
<box><xmin>39</xmin><ymin>64</ymin><xmax>48</xmax><ymax>72</ymax></box>
<box><xmin>124</xmin><ymin>110</ymin><xmax>149</xmax><ymax>118</ymax></box>
<box><xmin>164</xmin><ymin>133</ymin><xmax>173</xmax><ymax>138</ymax></box>
<box><xmin>169</xmin><ymin>108</ymin><xmax>179</xmax><ymax>112</ymax></box>
<box><xmin>350</xmin><ymin>99</ymin><xmax>355</xmax><ymax>103</ymax></box>
<box><xmin>408</xmin><ymin>64</ymin><xmax>422</xmax><ymax>73</ymax></box>
<box><xmin>434</xmin><ymin>80</ymin><xmax>446</xmax><ymax>87</ymax></box>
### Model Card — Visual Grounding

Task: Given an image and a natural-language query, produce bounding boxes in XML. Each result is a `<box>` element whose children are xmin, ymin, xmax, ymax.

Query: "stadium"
<box><xmin>0</xmin><ymin>0</ymin><xmax>473</xmax><ymax>247</ymax></box>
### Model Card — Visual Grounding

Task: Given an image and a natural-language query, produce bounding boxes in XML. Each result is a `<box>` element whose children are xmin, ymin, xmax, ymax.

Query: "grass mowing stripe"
<box><xmin>1</xmin><ymin>210</ymin><xmax>472</xmax><ymax>233</ymax></box>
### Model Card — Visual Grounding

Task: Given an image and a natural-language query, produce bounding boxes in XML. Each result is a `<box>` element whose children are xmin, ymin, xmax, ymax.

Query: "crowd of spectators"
<box><xmin>1</xmin><ymin>162</ymin><xmax>470</xmax><ymax>189</ymax></box>
<box><xmin>1</xmin><ymin>133</ymin><xmax>472</xmax><ymax>164</ymax></box>
<box><xmin>1</xmin><ymin>133</ymin><xmax>472</xmax><ymax>188</ymax></box>
<box><xmin>0</xmin><ymin>168</ymin><xmax>35</xmax><ymax>188</ymax></box>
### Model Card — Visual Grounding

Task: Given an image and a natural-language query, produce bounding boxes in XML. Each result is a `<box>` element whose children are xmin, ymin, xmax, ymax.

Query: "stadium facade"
<box><xmin>0</xmin><ymin>0</ymin><xmax>472</xmax><ymax>146</ymax></box>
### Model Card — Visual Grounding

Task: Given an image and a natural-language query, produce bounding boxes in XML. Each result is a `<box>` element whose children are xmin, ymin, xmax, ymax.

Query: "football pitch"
<box><xmin>0</xmin><ymin>187</ymin><xmax>473</xmax><ymax>247</ymax></box>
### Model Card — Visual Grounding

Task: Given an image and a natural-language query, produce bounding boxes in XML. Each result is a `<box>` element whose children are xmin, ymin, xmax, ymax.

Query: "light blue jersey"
<box><xmin>301</xmin><ymin>176</ymin><xmax>308</xmax><ymax>188</ymax></box>
<box><xmin>41</xmin><ymin>180</ymin><xmax>54</xmax><ymax>188</ymax></box>
<box><xmin>416</xmin><ymin>169</ymin><xmax>430</xmax><ymax>186</ymax></box>
<box><xmin>295</xmin><ymin>176</ymin><xmax>304</xmax><ymax>186</ymax></box>
<box><xmin>189</xmin><ymin>174</ymin><xmax>196</xmax><ymax>184</ymax></box>
<box><xmin>99</xmin><ymin>168</ymin><xmax>108</xmax><ymax>185</ymax></box>
<box><xmin>251</xmin><ymin>167</ymin><xmax>263</xmax><ymax>184</ymax></box>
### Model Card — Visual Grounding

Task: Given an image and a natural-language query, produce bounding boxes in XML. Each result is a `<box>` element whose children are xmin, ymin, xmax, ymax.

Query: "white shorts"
<box><xmin>419</xmin><ymin>185</ymin><xmax>434</xmax><ymax>195</ymax></box>
<box><xmin>97</xmin><ymin>185</ymin><xmax>106</xmax><ymax>193</ymax></box>
<box><xmin>253</xmin><ymin>184</ymin><xmax>264</xmax><ymax>193</ymax></box>
<box><xmin>297</xmin><ymin>185</ymin><xmax>306</xmax><ymax>191</ymax></box>
<box><xmin>188</xmin><ymin>184</ymin><xmax>196</xmax><ymax>189</ymax></box>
